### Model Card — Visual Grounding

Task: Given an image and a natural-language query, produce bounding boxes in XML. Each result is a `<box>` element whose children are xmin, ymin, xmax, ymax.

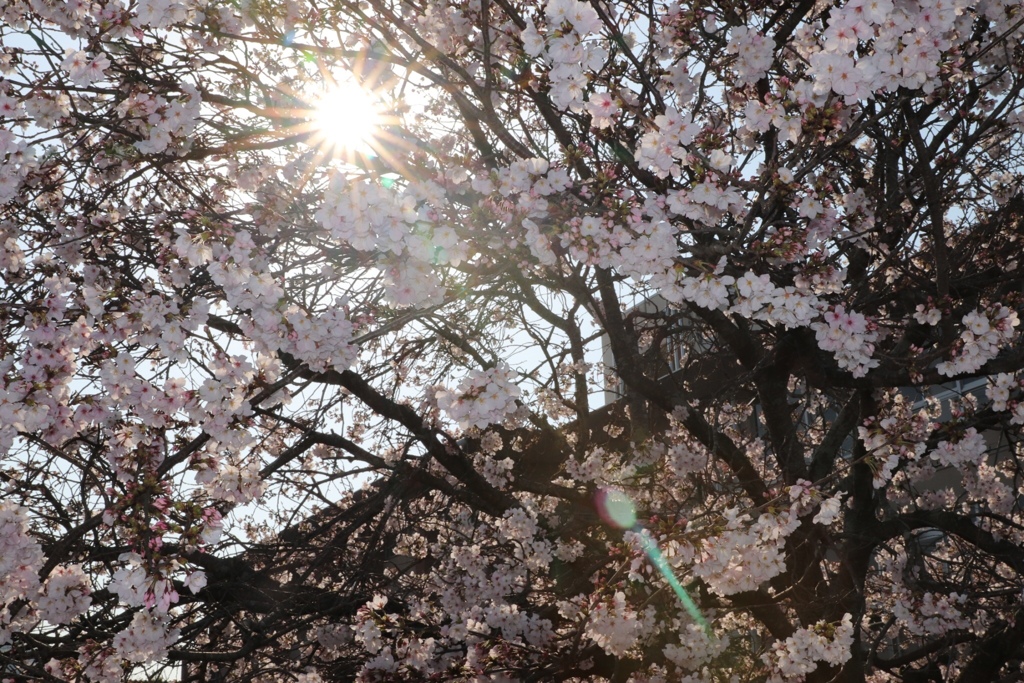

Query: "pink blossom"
<box><xmin>586</xmin><ymin>92</ymin><xmax>619</xmax><ymax>129</ymax></box>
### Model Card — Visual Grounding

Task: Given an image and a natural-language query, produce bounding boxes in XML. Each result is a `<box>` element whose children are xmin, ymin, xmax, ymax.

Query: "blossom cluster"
<box><xmin>112</xmin><ymin>611</ymin><xmax>180</xmax><ymax>664</ymax></box>
<box><xmin>812</xmin><ymin>305</ymin><xmax>880</xmax><ymax>378</ymax></box>
<box><xmin>0</xmin><ymin>129</ymin><xmax>37</xmax><ymax>205</ymax></box>
<box><xmin>803</xmin><ymin>0</ymin><xmax>970</xmax><ymax>100</ymax></box>
<box><xmin>315</xmin><ymin>174</ymin><xmax>453</xmax><ymax>307</ymax></box>
<box><xmin>60</xmin><ymin>50</ymin><xmax>109</xmax><ymax>86</ymax></box>
<box><xmin>937</xmin><ymin>305</ymin><xmax>1020</xmax><ymax>377</ymax></box>
<box><xmin>135</xmin><ymin>0</ymin><xmax>194</xmax><ymax>28</ymax></box>
<box><xmin>988</xmin><ymin>373</ymin><xmax>1024</xmax><ymax>424</ymax></box>
<box><xmin>182</xmin><ymin>228</ymin><xmax>359</xmax><ymax>376</ymax></box>
<box><xmin>521</xmin><ymin>0</ymin><xmax>605</xmax><ymax>113</ymax></box>
<box><xmin>635</xmin><ymin>107</ymin><xmax>701</xmax><ymax>179</ymax></box>
<box><xmin>764</xmin><ymin>614</ymin><xmax>855</xmax><ymax>682</ymax></box>
<box><xmin>0</xmin><ymin>502</ymin><xmax>44</xmax><ymax>643</ymax></box>
<box><xmin>731</xmin><ymin>271</ymin><xmax>821</xmax><ymax>328</ymax></box>
<box><xmin>584</xmin><ymin>591</ymin><xmax>641</xmax><ymax>656</ymax></box>
<box><xmin>436</xmin><ymin>364</ymin><xmax>521</xmax><ymax>430</ymax></box>
<box><xmin>37</xmin><ymin>564</ymin><xmax>91</xmax><ymax>625</ymax></box>
<box><xmin>663</xmin><ymin>623</ymin><xmax>730</xmax><ymax>670</ymax></box>
<box><xmin>691</xmin><ymin>506</ymin><xmax>799</xmax><ymax>596</ymax></box>
<box><xmin>728</xmin><ymin>26</ymin><xmax>774</xmax><ymax>86</ymax></box>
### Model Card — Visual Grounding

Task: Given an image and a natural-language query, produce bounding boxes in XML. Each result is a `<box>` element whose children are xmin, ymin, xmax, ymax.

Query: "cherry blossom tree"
<box><xmin>3</xmin><ymin>0</ymin><xmax>1024</xmax><ymax>680</ymax></box>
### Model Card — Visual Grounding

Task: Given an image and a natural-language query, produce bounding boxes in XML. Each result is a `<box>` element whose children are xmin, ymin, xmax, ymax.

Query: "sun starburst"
<box><xmin>311</xmin><ymin>80</ymin><xmax>381</xmax><ymax>153</ymax></box>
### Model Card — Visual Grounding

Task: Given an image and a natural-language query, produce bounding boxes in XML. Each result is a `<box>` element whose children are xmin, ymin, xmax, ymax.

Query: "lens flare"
<box><xmin>596</xmin><ymin>488</ymin><xmax>637</xmax><ymax>529</ymax></box>
<box><xmin>312</xmin><ymin>80</ymin><xmax>380</xmax><ymax>152</ymax></box>
<box><xmin>596</xmin><ymin>487</ymin><xmax>712</xmax><ymax>636</ymax></box>
<box><xmin>636</xmin><ymin>530</ymin><xmax>711</xmax><ymax>635</ymax></box>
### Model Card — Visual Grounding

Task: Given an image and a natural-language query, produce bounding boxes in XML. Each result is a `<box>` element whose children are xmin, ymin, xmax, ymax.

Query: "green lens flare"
<box><xmin>599</xmin><ymin>488</ymin><xmax>637</xmax><ymax>529</ymax></box>
<box><xmin>637</xmin><ymin>530</ymin><xmax>712</xmax><ymax>637</ymax></box>
<box><xmin>596</xmin><ymin>488</ymin><xmax>711</xmax><ymax>637</ymax></box>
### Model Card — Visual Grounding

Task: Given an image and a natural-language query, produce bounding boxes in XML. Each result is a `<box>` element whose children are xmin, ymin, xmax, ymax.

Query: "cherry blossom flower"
<box><xmin>586</xmin><ymin>92</ymin><xmax>619</xmax><ymax>129</ymax></box>
<box><xmin>60</xmin><ymin>50</ymin><xmax>110</xmax><ymax>86</ymax></box>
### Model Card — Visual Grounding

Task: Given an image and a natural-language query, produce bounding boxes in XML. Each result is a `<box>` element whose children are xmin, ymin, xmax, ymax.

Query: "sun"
<box><xmin>311</xmin><ymin>80</ymin><xmax>381</xmax><ymax>152</ymax></box>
